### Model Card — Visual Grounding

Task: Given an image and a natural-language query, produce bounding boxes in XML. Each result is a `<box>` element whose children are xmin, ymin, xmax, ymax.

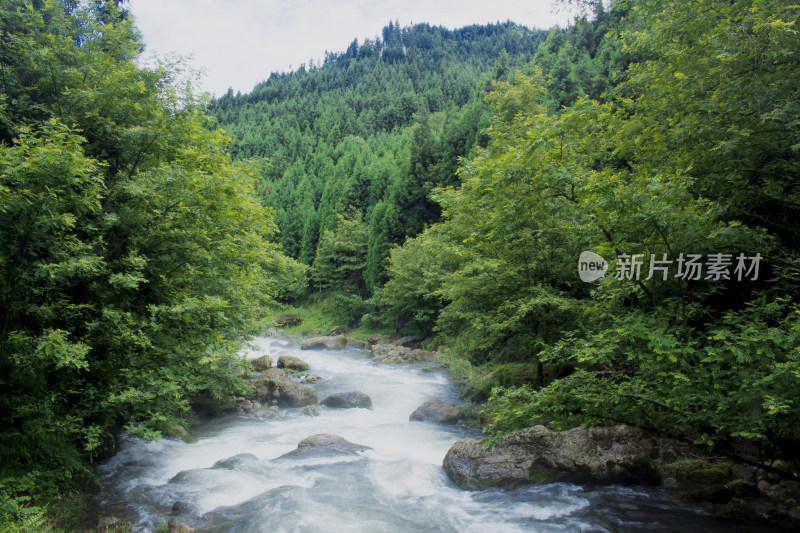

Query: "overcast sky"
<box><xmin>127</xmin><ymin>0</ymin><xmax>578</xmax><ymax>97</ymax></box>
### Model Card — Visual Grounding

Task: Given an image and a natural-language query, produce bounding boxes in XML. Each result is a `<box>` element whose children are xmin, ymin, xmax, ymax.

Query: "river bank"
<box><xmin>270</xmin><ymin>305</ymin><xmax>800</xmax><ymax>531</ymax></box>
<box><xmin>286</xmin><ymin>331</ymin><xmax>800</xmax><ymax>531</ymax></box>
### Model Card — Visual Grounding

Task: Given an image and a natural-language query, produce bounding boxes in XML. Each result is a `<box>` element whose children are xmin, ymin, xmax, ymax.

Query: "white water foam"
<box><xmin>97</xmin><ymin>335</ymin><xmax>740</xmax><ymax>533</ymax></box>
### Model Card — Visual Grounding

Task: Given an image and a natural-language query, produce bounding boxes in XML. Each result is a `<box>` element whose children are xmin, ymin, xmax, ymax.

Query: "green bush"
<box><xmin>0</xmin><ymin>475</ymin><xmax>51</xmax><ymax>533</ymax></box>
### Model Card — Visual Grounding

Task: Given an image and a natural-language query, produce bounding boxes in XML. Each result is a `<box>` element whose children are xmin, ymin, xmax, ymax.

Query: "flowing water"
<box><xmin>97</xmin><ymin>336</ymin><xmax>778</xmax><ymax>532</ymax></box>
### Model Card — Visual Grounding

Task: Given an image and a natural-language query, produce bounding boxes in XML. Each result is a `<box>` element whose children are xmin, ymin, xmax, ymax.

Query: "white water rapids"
<box><xmin>96</xmin><ymin>336</ymin><xmax>776</xmax><ymax>532</ymax></box>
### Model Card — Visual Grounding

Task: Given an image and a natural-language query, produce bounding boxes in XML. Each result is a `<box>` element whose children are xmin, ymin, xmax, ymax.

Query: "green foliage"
<box><xmin>0</xmin><ymin>0</ymin><xmax>304</xmax><ymax>511</ymax></box>
<box><xmin>373</xmin><ymin>224</ymin><xmax>455</xmax><ymax>334</ymax></box>
<box><xmin>533</xmin><ymin>1</ymin><xmax>630</xmax><ymax>111</ymax></box>
<box><xmin>0</xmin><ymin>474</ymin><xmax>51</xmax><ymax>533</ymax></box>
<box><xmin>364</xmin><ymin>200</ymin><xmax>400</xmax><ymax>292</ymax></box>
<box><xmin>320</xmin><ymin>293</ymin><xmax>372</xmax><ymax>328</ymax></box>
<box><xmin>384</xmin><ymin>70</ymin><xmax>594</xmax><ymax>358</ymax></box>
<box><xmin>617</xmin><ymin>0</ymin><xmax>800</xmax><ymax>249</ymax></box>
<box><xmin>382</xmin><ymin>0</ymin><xmax>800</xmax><ymax>472</ymax></box>
<box><xmin>487</xmin><ymin>299</ymin><xmax>800</xmax><ymax>452</ymax></box>
<box><xmin>275</xmin><ymin>293</ymin><xmax>380</xmax><ymax>338</ymax></box>
<box><xmin>312</xmin><ymin>212</ymin><xmax>369</xmax><ymax>297</ymax></box>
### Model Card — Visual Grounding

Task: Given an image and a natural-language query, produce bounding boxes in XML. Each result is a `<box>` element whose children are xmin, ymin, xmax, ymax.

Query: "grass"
<box><xmin>270</xmin><ymin>293</ymin><xmax>424</xmax><ymax>341</ymax></box>
<box><xmin>274</xmin><ymin>300</ymin><xmax>339</xmax><ymax>338</ymax></box>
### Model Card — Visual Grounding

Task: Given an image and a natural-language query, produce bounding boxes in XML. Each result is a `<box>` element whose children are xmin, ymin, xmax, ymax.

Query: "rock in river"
<box><xmin>171</xmin><ymin>500</ymin><xmax>196</xmax><ymax>515</ymax></box>
<box><xmin>96</xmin><ymin>517</ymin><xmax>132</xmax><ymax>532</ymax></box>
<box><xmin>277</xmin><ymin>355</ymin><xmax>310</xmax><ymax>371</ymax></box>
<box><xmin>277</xmin><ymin>434</ymin><xmax>371</xmax><ymax>460</ymax></box>
<box><xmin>212</xmin><ymin>453</ymin><xmax>259</xmax><ymax>469</ymax></box>
<box><xmin>321</xmin><ymin>391</ymin><xmax>372</xmax><ymax>409</ymax></box>
<box><xmin>370</xmin><ymin>343</ymin><xmax>409</xmax><ymax>361</ymax></box>
<box><xmin>443</xmin><ymin>424</ymin><xmax>660</xmax><ymax>490</ymax></box>
<box><xmin>345</xmin><ymin>337</ymin><xmax>367</xmax><ymax>349</ymax></box>
<box><xmin>300</xmin><ymin>372</ymin><xmax>321</xmax><ymax>383</ymax></box>
<box><xmin>300</xmin><ymin>335</ymin><xmax>348</xmax><ymax>350</ymax></box>
<box><xmin>166</xmin><ymin>518</ymin><xmax>194</xmax><ymax>533</ymax></box>
<box><xmin>300</xmin><ymin>335</ymin><xmax>367</xmax><ymax>350</ymax></box>
<box><xmin>248</xmin><ymin>368</ymin><xmax>317</xmax><ymax>407</ymax></box>
<box><xmin>250</xmin><ymin>354</ymin><xmax>273</xmax><ymax>371</ymax></box>
<box><xmin>409</xmin><ymin>398</ymin><xmax>461</xmax><ymax>424</ymax></box>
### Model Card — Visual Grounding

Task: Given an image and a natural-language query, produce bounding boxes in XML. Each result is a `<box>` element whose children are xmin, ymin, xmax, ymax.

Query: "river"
<box><xmin>96</xmin><ymin>335</ymin><xmax>779</xmax><ymax>532</ymax></box>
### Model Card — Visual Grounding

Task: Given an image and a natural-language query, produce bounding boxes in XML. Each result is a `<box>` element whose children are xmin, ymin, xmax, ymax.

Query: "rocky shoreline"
<box><xmin>442</xmin><ymin>426</ymin><xmax>800</xmax><ymax>528</ymax></box>
<box><xmin>299</xmin><ymin>332</ymin><xmax>437</xmax><ymax>364</ymax></box>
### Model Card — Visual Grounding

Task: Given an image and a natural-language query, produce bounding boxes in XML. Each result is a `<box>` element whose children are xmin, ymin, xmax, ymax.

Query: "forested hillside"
<box><xmin>215</xmin><ymin>0</ymin><xmax>800</xmax><ymax>480</ymax></box>
<box><xmin>211</xmin><ymin>9</ymin><xmax>630</xmax><ymax>319</ymax></box>
<box><xmin>211</xmin><ymin>21</ymin><xmax>551</xmax><ymax>295</ymax></box>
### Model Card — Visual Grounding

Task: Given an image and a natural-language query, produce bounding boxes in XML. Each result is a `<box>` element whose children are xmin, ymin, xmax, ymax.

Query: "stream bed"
<box><xmin>96</xmin><ymin>336</ymin><xmax>780</xmax><ymax>532</ymax></box>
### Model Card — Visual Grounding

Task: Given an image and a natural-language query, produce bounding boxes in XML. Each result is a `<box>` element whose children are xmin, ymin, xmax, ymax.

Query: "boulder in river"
<box><xmin>248</xmin><ymin>368</ymin><xmax>317</xmax><ymax>407</ymax></box>
<box><xmin>371</xmin><ymin>344</ymin><xmax>435</xmax><ymax>364</ymax></box>
<box><xmin>254</xmin><ymin>406</ymin><xmax>280</xmax><ymax>418</ymax></box>
<box><xmin>277</xmin><ymin>434</ymin><xmax>371</xmax><ymax>460</ymax></box>
<box><xmin>300</xmin><ymin>373</ymin><xmax>321</xmax><ymax>383</ymax></box>
<box><xmin>683</xmin><ymin>478</ymin><xmax>760</xmax><ymax>504</ymax></box>
<box><xmin>408</xmin><ymin>349</ymin><xmax>435</xmax><ymax>362</ymax></box>
<box><xmin>443</xmin><ymin>424</ymin><xmax>660</xmax><ymax>490</ymax></box>
<box><xmin>277</xmin><ymin>355</ymin><xmax>310</xmax><ymax>371</ymax></box>
<box><xmin>212</xmin><ymin>453</ymin><xmax>259</xmax><ymax>469</ymax></box>
<box><xmin>251</xmin><ymin>354</ymin><xmax>273</xmax><ymax>371</ymax></box>
<box><xmin>346</xmin><ymin>337</ymin><xmax>368</xmax><ymax>349</ymax></box>
<box><xmin>410</xmin><ymin>398</ymin><xmax>462</xmax><ymax>424</ymax></box>
<box><xmin>231</xmin><ymin>398</ymin><xmax>256</xmax><ymax>415</ymax></box>
<box><xmin>300</xmin><ymin>335</ymin><xmax>348</xmax><ymax>350</ymax></box>
<box><xmin>171</xmin><ymin>500</ymin><xmax>196</xmax><ymax>515</ymax></box>
<box><xmin>321</xmin><ymin>391</ymin><xmax>372</xmax><ymax>409</ymax></box>
<box><xmin>370</xmin><ymin>343</ymin><xmax>410</xmax><ymax>362</ymax></box>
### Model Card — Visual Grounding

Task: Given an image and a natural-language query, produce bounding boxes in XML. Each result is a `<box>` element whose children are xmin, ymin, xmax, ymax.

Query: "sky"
<box><xmin>127</xmin><ymin>0</ymin><xmax>578</xmax><ymax>97</ymax></box>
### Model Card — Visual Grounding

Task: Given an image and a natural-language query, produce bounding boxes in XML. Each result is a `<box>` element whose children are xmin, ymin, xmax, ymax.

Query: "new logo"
<box><xmin>578</xmin><ymin>251</ymin><xmax>608</xmax><ymax>282</ymax></box>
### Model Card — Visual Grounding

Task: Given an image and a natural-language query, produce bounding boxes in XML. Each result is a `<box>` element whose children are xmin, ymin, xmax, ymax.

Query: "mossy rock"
<box><xmin>163</xmin><ymin>424</ymin><xmax>189</xmax><ymax>441</ymax></box>
<box><xmin>659</xmin><ymin>459</ymin><xmax>735</xmax><ymax>489</ymax></box>
<box><xmin>525</xmin><ymin>468</ymin><xmax>571</xmax><ymax>486</ymax></box>
<box><xmin>277</xmin><ymin>355</ymin><xmax>310</xmax><ymax>371</ymax></box>
<box><xmin>712</xmin><ymin>497</ymin><xmax>767</xmax><ymax>522</ymax></box>
<box><xmin>444</xmin><ymin>425</ymin><xmax>659</xmax><ymax>490</ymax></box>
<box><xmin>682</xmin><ymin>479</ymin><xmax>759</xmax><ymax>504</ymax></box>
<box><xmin>444</xmin><ymin>403</ymin><xmax>482</xmax><ymax>426</ymax></box>
<box><xmin>251</xmin><ymin>355</ymin><xmax>273</xmax><ymax>371</ymax></box>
